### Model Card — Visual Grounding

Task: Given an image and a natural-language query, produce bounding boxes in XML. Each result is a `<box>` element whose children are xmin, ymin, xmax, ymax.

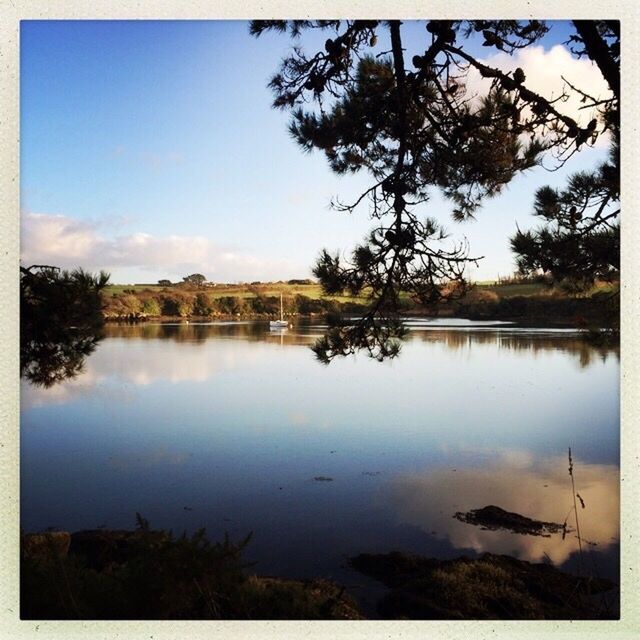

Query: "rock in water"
<box><xmin>454</xmin><ymin>505</ymin><xmax>564</xmax><ymax>536</ymax></box>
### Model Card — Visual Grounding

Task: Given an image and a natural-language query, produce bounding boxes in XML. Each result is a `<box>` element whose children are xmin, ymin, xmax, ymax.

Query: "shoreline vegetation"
<box><xmin>102</xmin><ymin>280</ymin><xmax>619</xmax><ymax>334</ymax></box>
<box><xmin>21</xmin><ymin>520</ymin><xmax>616</xmax><ymax>620</ymax></box>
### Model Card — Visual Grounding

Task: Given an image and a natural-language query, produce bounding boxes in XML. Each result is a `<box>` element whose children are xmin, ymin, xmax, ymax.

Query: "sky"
<box><xmin>20</xmin><ymin>20</ymin><xmax>612</xmax><ymax>284</ymax></box>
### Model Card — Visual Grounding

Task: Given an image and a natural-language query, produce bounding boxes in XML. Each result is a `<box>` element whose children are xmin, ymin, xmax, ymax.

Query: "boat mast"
<box><xmin>280</xmin><ymin>292</ymin><xmax>283</xmax><ymax>320</ymax></box>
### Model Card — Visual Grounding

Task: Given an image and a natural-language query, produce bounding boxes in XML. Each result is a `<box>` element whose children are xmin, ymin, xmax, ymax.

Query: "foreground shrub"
<box><xmin>21</xmin><ymin>519</ymin><xmax>362</xmax><ymax>620</ymax></box>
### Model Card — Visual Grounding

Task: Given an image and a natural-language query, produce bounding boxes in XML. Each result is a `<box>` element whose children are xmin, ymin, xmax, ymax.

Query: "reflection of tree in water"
<box><xmin>104</xmin><ymin>321</ymin><xmax>618</xmax><ymax>369</ymax></box>
<box><xmin>20</xmin><ymin>266</ymin><xmax>109</xmax><ymax>387</ymax></box>
<box><xmin>409</xmin><ymin>329</ymin><xmax>618</xmax><ymax>368</ymax></box>
<box><xmin>106</xmin><ymin>321</ymin><xmax>269</xmax><ymax>343</ymax></box>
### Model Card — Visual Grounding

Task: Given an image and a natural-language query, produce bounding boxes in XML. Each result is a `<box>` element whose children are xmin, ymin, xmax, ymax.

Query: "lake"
<box><xmin>21</xmin><ymin>319</ymin><xmax>620</xmax><ymax>610</ymax></box>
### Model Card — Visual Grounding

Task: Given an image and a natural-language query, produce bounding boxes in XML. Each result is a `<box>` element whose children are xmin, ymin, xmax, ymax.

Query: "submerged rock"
<box><xmin>350</xmin><ymin>551</ymin><xmax>615</xmax><ymax>619</ymax></box>
<box><xmin>454</xmin><ymin>505</ymin><xmax>565</xmax><ymax>536</ymax></box>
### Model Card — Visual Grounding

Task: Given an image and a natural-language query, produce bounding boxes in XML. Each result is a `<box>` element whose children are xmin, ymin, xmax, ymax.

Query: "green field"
<box><xmin>104</xmin><ymin>282</ymin><xmax>370</xmax><ymax>304</ymax></box>
<box><xmin>104</xmin><ymin>280</ymin><xmax>616</xmax><ymax>307</ymax></box>
<box><xmin>477</xmin><ymin>282</ymin><xmax>547</xmax><ymax>298</ymax></box>
<box><xmin>103</xmin><ymin>281</ymin><xmax>555</xmax><ymax>301</ymax></box>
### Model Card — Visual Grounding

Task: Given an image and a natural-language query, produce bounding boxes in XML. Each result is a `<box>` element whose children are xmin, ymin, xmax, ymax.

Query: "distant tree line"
<box><xmin>102</xmin><ymin>290</ymin><xmax>364</xmax><ymax>320</ymax></box>
<box><xmin>156</xmin><ymin>277</ymin><xmax>316</xmax><ymax>287</ymax></box>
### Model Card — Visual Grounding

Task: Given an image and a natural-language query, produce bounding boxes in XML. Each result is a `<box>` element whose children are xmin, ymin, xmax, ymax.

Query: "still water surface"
<box><xmin>21</xmin><ymin>319</ymin><xmax>620</xmax><ymax>600</ymax></box>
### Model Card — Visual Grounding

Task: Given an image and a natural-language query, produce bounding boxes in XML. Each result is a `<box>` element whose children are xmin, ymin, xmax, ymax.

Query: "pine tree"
<box><xmin>251</xmin><ymin>20</ymin><xmax>619</xmax><ymax>361</ymax></box>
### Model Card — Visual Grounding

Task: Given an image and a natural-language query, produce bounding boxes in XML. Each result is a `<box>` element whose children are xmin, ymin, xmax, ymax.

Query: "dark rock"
<box><xmin>454</xmin><ymin>505</ymin><xmax>564</xmax><ymax>536</ymax></box>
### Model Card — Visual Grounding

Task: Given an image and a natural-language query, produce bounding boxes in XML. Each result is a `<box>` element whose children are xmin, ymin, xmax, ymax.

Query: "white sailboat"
<box><xmin>270</xmin><ymin>293</ymin><xmax>289</xmax><ymax>329</ymax></box>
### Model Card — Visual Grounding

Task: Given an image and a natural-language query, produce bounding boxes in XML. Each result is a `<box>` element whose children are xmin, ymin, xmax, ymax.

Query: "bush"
<box><xmin>176</xmin><ymin>301</ymin><xmax>193</xmax><ymax>317</ymax></box>
<box><xmin>141</xmin><ymin>298</ymin><xmax>161</xmax><ymax>316</ymax></box>
<box><xmin>103</xmin><ymin>294</ymin><xmax>143</xmax><ymax>318</ymax></box>
<box><xmin>193</xmin><ymin>292</ymin><xmax>213</xmax><ymax>316</ymax></box>
<box><xmin>217</xmin><ymin>296</ymin><xmax>246</xmax><ymax>315</ymax></box>
<box><xmin>249</xmin><ymin>295</ymin><xmax>278</xmax><ymax>315</ymax></box>
<box><xmin>161</xmin><ymin>294</ymin><xmax>194</xmax><ymax>317</ymax></box>
<box><xmin>462</xmin><ymin>288</ymin><xmax>500</xmax><ymax>305</ymax></box>
<box><xmin>294</xmin><ymin>295</ymin><xmax>324</xmax><ymax>314</ymax></box>
<box><xmin>21</xmin><ymin>521</ymin><xmax>362</xmax><ymax>620</ymax></box>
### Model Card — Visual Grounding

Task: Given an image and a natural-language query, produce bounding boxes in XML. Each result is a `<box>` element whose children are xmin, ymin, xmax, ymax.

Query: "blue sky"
<box><xmin>20</xmin><ymin>20</ymin><xmax>611</xmax><ymax>283</ymax></box>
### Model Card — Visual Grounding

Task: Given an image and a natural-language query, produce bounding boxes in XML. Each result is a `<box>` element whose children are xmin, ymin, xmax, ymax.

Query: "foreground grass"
<box><xmin>21</xmin><ymin>523</ymin><xmax>361</xmax><ymax>620</ymax></box>
<box><xmin>351</xmin><ymin>551</ymin><xmax>616</xmax><ymax>619</ymax></box>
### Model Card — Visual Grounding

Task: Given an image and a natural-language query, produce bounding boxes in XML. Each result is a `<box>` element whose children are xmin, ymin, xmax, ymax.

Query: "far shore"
<box><xmin>101</xmin><ymin>279</ymin><xmax>619</xmax><ymax>333</ymax></box>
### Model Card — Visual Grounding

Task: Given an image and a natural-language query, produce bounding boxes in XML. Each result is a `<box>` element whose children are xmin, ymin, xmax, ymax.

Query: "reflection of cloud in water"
<box><xmin>289</xmin><ymin>411</ymin><xmax>310</xmax><ymax>427</ymax></box>
<box><xmin>285</xmin><ymin>411</ymin><xmax>333</xmax><ymax>431</ymax></box>
<box><xmin>22</xmin><ymin>341</ymin><xmax>251</xmax><ymax>408</ymax></box>
<box><xmin>21</xmin><ymin>369</ymin><xmax>135</xmax><ymax>410</ymax></box>
<box><xmin>383</xmin><ymin>455</ymin><xmax>618</xmax><ymax>565</ymax></box>
<box><xmin>93</xmin><ymin>342</ymin><xmax>243</xmax><ymax>386</ymax></box>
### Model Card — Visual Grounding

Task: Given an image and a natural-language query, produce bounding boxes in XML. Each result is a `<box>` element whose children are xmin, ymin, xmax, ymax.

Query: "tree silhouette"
<box><xmin>182</xmin><ymin>273</ymin><xmax>207</xmax><ymax>287</ymax></box>
<box><xmin>20</xmin><ymin>265</ymin><xmax>110</xmax><ymax>387</ymax></box>
<box><xmin>251</xmin><ymin>19</ymin><xmax>619</xmax><ymax>362</ymax></box>
<box><xmin>510</xmin><ymin>22</ymin><xmax>619</xmax><ymax>289</ymax></box>
<box><xmin>510</xmin><ymin>142</ymin><xmax>619</xmax><ymax>290</ymax></box>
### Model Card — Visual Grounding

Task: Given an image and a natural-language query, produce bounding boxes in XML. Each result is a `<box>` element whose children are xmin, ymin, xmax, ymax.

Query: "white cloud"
<box><xmin>21</xmin><ymin>212</ymin><xmax>300</xmax><ymax>282</ymax></box>
<box><xmin>466</xmin><ymin>44</ymin><xmax>612</xmax><ymax>144</ymax></box>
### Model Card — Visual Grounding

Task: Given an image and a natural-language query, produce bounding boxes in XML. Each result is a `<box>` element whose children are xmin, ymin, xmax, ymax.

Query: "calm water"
<box><xmin>21</xmin><ymin>319</ymin><xmax>620</xmax><ymax>604</ymax></box>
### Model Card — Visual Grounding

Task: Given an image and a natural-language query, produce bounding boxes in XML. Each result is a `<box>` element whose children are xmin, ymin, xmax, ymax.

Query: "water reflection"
<box><xmin>103</xmin><ymin>321</ymin><xmax>318</xmax><ymax>344</ymax></box>
<box><xmin>20</xmin><ymin>266</ymin><xmax>107</xmax><ymax>387</ymax></box>
<box><xmin>21</xmin><ymin>321</ymin><xmax>620</xmax><ymax>417</ymax></box>
<box><xmin>21</xmin><ymin>330</ymin><xmax>104</xmax><ymax>388</ymax></box>
<box><xmin>408</xmin><ymin>328</ymin><xmax>618</xmax><ymax>368</ymax></box>
<box><xmin>382</xmin><ymin>453</ymin><xmax>619</xmax><ymax>566</ymax></box>
<box><xmin>102</xmin><ymin>320</ymin><xmax>618</xmax><ymax>369</ymax></box>
<box><xmin>21</xmin><ymin>319</ymin><xmax>619</xmax><ymax>592</ymax></box>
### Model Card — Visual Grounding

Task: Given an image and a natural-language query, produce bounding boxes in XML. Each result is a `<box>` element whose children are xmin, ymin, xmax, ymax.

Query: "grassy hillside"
<box><xmin>104</xmin><ymin>280</ymin><xmax>551</xmax><ymax>301</ymax></box>
<box><xmin>101</xmin><ymin>282</ymin><xmax>367</xmax><ymax>320</ymax></box>
<box><xmin>104</xmin><ymin>282</ymin><xmax>368</xmax><ymax>304</ymax></box>
<box><xmin>102</xmin><ymin>280</ymin><xmax>618</xmax><ymax>327</ymax></box>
